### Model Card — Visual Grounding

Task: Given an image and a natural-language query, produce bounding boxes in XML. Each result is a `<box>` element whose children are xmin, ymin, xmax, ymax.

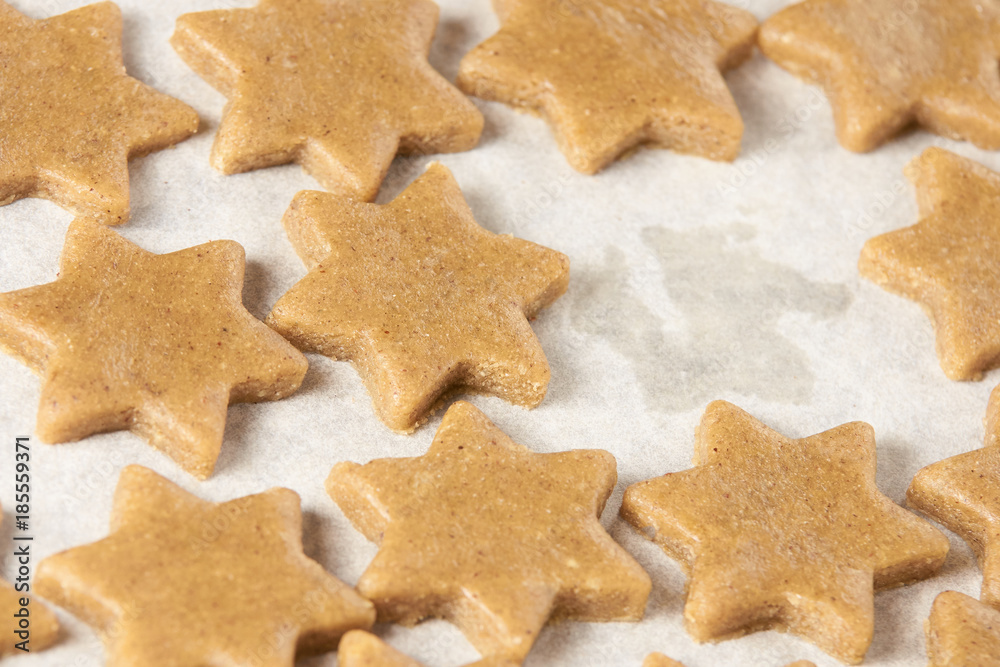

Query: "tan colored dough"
<box><xmin>643</xmin><ymin>655</ymin><xmax>814</xmax><ymax>667</ymax></box>
<box><xmin>926</xmin><ymin>591</ymin><xmax>1000</xmax><ymax>666</ymax></box>
<box><xmin>171</xmin><ymin>0</ymin><xmax>482</xmax><ymax>201</ymax></box>
<box><xmin>643</xmin><ymin>653</ymin><xmax>687</xmax><ymax>667</ymax></box>
<box><xmin>36</xmin><ymin>465</ymin><xmax>375</xmax><ymax>666</ymax></box>
<box><xmin>859</xmin><ymin>147</ymin><xmax>1000</xmax><ymax>381</ymax></box>
<box><xmin>908</xmin><ymin>444</ymin><xmax>1000</xmax><ymax>608</ymax></box>
<box><xmin>0</xmin><ymin>220</ymin><xmax>307</xmax><ymax>479</ymax></box>
<box><xmin>0</xmin><ymin>502</ymin><xmax>59</xmax><ymax>657</ymax></box>
<box><xmin>0</xmin><ymin>1</ymin><xmax>198</xmax><ymax>224</ymax></box>
<box><xmin>266</xmin><ymin>163</ymin><xmax>569</xmax><ymax>433</ymax></box>
<box><xmin>327</xmin><ymin>401</ymin><xmax>651</xmax><ymax>662</ymax></box>
<box><xmin>621</xmin><ymin>400</ymin><xmax>949</xmax><ymax>665</ymax></box>
<box><xmin>338</xmin><ymin>630</ymin><xmax>517</xmax><ymax>667</ymax></box>
<box><xmin>759</xmin><ymin>0</ymin><xmax>1000</xmax><ymax>153</ymax></box>
<box><xmin>457</xmin><ymin>0</ymin><xmax>758</xmax><ymax>174</ymax></box>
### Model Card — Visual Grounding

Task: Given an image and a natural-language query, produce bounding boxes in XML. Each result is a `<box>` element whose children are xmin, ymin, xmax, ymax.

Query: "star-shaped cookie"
<box><xmin>908</xmin><ymin>445</ymin><xmax>1000</xmax><ymax>607</ymax></box>
<box><xmin>926</xmin><ymin>591</ymin><xmax>1000</xmax><ymax>667</ymax></box>
<box><xmin>0</xmin><ymin>220</ymin><xmax>308</xmax><ymax>479</ymax></box>
<box><xmin>266</xmin><ymin>163</ymin><xmax>569</xmax><ymax>433</ymax></box>
<box><xmin>621</xmin><ymin>400</ymin><xmax>950</xmax><ymax>665</ymax></box>
<box><xmin>759</xmin><ymin>0</ymin><xmax>1000</xmax><ymax>152</ymax></box>
<box><xmin>859</xmin><ymin>148</ymin><xmax>1000</xmax><ymax>381</ymax></box>
<box><xmin>0</xmin><ymin>503</ymin><xmax>59</xmax><ymax>657</ymax></box>
<box><xmin>327</xmin><ymin>401</ymin><xmax>651</xmax><ymax>662</ymax></box>
<box><xmin>456</xmin><ymin>0</ymin><xmax>758</xmax><ymax>174</ymax></box>
<box><xmin>0</xmin><ymin>1</ymin><xmax>198</xmax><ymax>224</ymax></box>
<box><xmin>338</xmin><ymin>630</ymin><xmax>516</xmax><ymax>667</ymax></box>
<box><xmin>36</xmin><ymin>465</ymin><xmax>375</xmax><ymax>666</ymax></box>
<box><xmin>989</xmin><ymin>384</ymin><xmax>1000</xmax><ymax>448</ymax></box>
<box><xmin>171</xmin><ymin>0</ymin><xmax>483</xmax><ymax>201</ymax></box>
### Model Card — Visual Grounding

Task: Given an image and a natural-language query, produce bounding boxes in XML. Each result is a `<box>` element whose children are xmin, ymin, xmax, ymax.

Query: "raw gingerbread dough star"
<box><xmin>36</xmin><ymin>465</ymin><xmax>375</xmax><ymax>666</ymax></box>
<box><xmin>0</xmin><ymin>1</ymin><xmax>198</xmax><ymax>224</ymax></box>
<box><xmin>266</xmin><ymin>163</ymin><xmax>569</xmax><ymax>433</ymax></box>
<box><xmin>338</xmin><ymin>630</ymin><xmax>516</xmax><ymax>667</ymax></box>
<box><xmin>456</xmin><ymin>0</ymin><xmax>758</xmax><ymax>174</ymax></box>
<box><xmin>643</xmin><ymin>654</ymin><xmax>686</xmax><ymax>667</ymax></box>
<box><xmin>759</xmin><ymin>0</ymin><xmax>1000</xmax><ymax>152</ymax></box>
<box><xmin>0</xmin><ymin>503</ymin><xmax>59</xmax><ymax>657</ymax></box>
<box><xmin>989</xmin><ymin>384</ymin><xmax>1000</xmax><ymax>448</ymax></box>
<box><xmin>859</xmin><ymin>148</ymin><xmax>1000</xmax><ymax>381</ymax></box>
<box><xmin>908</xmin><ymin>445</ymin><xmax>1000</xmax><ymax>608</ymax></box>
<box><xmin>621</xmin><ymin>400</ymin><xmax>949</xmax><ymax>665</ymax></box>
<box><xmin>327</xmin><ymin>401</ymin><xmax>651</xmax><ymax>662</ymax></box>
<box><xmin>926</xmin><ymin>591</ymin><xmax>1000</xmax><ymax>666</ymax></box>
<box><xmin>171</xmin><ymin>0</ymin><xmax>483</xmax><ymax>201</ymax></box>
<box><xmin>0</xmin><ymin>220</ymin><xmax>307</xmax><ymax>479</ymax></box>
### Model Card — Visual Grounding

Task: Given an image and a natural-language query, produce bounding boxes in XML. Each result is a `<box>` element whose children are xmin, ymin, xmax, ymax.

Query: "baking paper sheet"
<box><xmin>0</xmin><ymin>0</ymin><xmax>993</xmax><ymax>665</ymax></box>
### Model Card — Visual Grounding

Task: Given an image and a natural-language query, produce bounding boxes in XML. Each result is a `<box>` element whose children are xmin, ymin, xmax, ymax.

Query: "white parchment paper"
<box><xmin>0</xmin><ymin>1</ymin><xmax>992</xmax><ymax>665</ymax></box>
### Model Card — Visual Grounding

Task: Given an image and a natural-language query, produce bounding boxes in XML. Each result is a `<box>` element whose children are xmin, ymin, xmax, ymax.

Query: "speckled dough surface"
<box><xmin>456</xmin><ymin>0</ymin><xmax>758</xmax><ymax>174</ymax></box>
<box><xmin>171</xmin><ymin>0</ymin><xmax>483</xmax><ymax>201</ymax></box>
<box><xmin>0</xmin><ymin>502</ymin><xmax>59</xmax><ymax>657</ymax></box>
<box><xmin>327</xmin><ymin>401</ymin><xmax>651</xmax><ymax>662</ymax></box>
<box><xmin>0</xmin><ymin>1</ymin><xmax>198</xmax><ymax>224</ymax></box>
<box><xmin>621</xmin><ymin>400</ymin><xmax>949</xmax><ymax>665</ymax></box>
<box><xmin>759</xmin><ymin>0</ymin><xmax>1000</xmax><ymax>153</ymax></box>
<box><xmin>859</xmin><ymin>148</ymin><xmax>1000</xmax><ymax>381</ymax></box>
<box><xmin>908</xmin><ymin>442</ymin><xmax>1000</xmax><ymax>608</ymax></box>
<box><xmin>0</xmin><ymin>220</ymin><xmax>308</xmax><ymax>479</ymax></box>
<box><xmin>925</xmin><ymin>591</ymin><xmax>1000</xmax><ymax>667</ymax></box>
<box><xmin>266</xmin><ymin>163</ymin><xmax>569</xmax><ymax>433</ymax></box>
<box><xmin>35</xmin><ymin>465</ymin><xmax>375</xmax><ymax>666</ymax></box>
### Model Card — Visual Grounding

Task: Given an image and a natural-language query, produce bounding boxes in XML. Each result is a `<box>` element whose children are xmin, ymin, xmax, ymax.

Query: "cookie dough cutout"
<box><xmin>171</xmin><ymin>0</ymin><xmax>482</xmax><ymax>202</ymax></box>
<box><xmin>759</xmin><ymin>0</ymin><xmax>1000</xmax><ymax>153</ymax></box>
<box><xmin>908</xmin><ymin>443</ymin><xmax>1000</xmax><ymax>608</ymax></box>
<box><xmin>0</xmin><ymin>1</ymin><xmax>198</xmax><ymax>224</ymax></box>
<box><xmin>860</xmin><ymin>148</ymin><xmax>1000</xmax><ymax>381</ymax></box>
<box><xmin>338</xmin><ymin>630</ymin><xmax>516</xmax><ymax>667</ymax></box>
<box><xmin>621</xmin><ymin>400</ymin><xmax>949</xmax><ymax>665</ymax></box>
<box><xmin>926</xmin><ymin>591</ymin><xmax>1000</xmax><ymax>667</ymax></box>
<box><xmin>327</xmin><ymin>401</ymin><xmax>651</xmax><ymax>662</ymax></box>
<box><xmin>457</xmin><ymin>0</ymin><xmax>758</xmax><ymax>174</ymax></box>
<box><xmin>266</xmin><ymin>163</ymin><xmax>569</xmax><ymax>433</ymax></box>
<box><xmin>36</xmin><ymin>465</ymin><xmax>375</xmax><ymax>666</ymax></box>
<box><xmin>0</xmin><ymin>220</ymin><xmax>307</xmax><ymax>479</ymax></box>
<box><xmin>0</xmin><ymin>503</ymin><xmax>59</xmax><ymax>657</ymax></box>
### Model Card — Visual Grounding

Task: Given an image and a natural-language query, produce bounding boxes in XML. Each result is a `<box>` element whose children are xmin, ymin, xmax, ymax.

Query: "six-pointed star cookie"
<box><xmin>456</xmin><ymin>0</ymin><xmax>758</xmax><ymax>174</ymax></box>
<box><xmin>0</xmin><ymin>220</ymin><xmax>307</xmax><ymax>479</ymax></box>
<box><xmin>327</xmin><ymin>401</ymin><xmax>651</xmax><ymax>662</ymax></box>
<box><xmin>620</xmin><ymin>400</ymin><xmax>949</xmax><ymax>665</ymax></box>
<box><xmin>171</xmin><ymin>0</ymin><xmax>483</xmax><ymax>201</ymax></box>
<box><xmin>0</xmin><ymin>1</ymin><xmax>198</xmax><ymax>224</ymax></box>
<box><xmin>36</xmin><ymin>465</ymin><xmax>375</xmax><ymax>666</ymax></box>
<box><xmin>859</xmin><ymin>148</ymin><xmax>1000</xmax><ymax>381</ymax></box>
<box><xmin>338</xmin><ymin>630</ymin><xmax>517</xmax><ymax>667</ymax></box>
<box><xmin>759</xmin><ymin>0</ymin><xmax>1000</xmax><ymax>152</ymax></box>
<box><xmin>909</xmin><ymin>445</ymin><xmax>1000</xmax><ymax>608</ymax></box>
<box><xmin>0</xmin><ymin>502</ymin><xmax>59</xmax><ymax>657</ymax></box>
<box><xmin>266</xmin><ymin>162</ymin><xmax>569</xmax><ymax>433</ymax></box>
<box><xmin>926</xmin><ymin>591</ymin><xmax>1000</xmax><ymax>666</ymax></box>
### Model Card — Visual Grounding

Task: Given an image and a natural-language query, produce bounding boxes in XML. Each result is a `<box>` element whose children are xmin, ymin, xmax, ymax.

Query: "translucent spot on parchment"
<box><xmin>571</xmin><ymin>224</ymin><xmax>852</xmax><ymax>412</ymax></box>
